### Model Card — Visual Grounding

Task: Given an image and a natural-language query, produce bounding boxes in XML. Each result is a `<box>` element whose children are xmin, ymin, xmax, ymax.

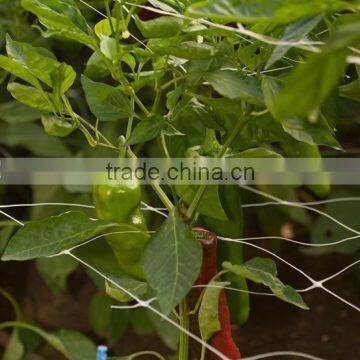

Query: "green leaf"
<box><xmin>57</xmin><ymin>329</ymin><xmax>97</xmax><ymax>360</ymax></box>
<box><xmin>0</xmin><ymin>122</ymin><xmax>71</xmax><ymax>156</ymax></box>
<box><xmin>187</xmin><ymin>0</ymin><xmax>358</xmax><ymax>25</ymax></box>
<box><xmin>150</xmin><ymin>39</ymin><xmax>218</xmax><ymax>59</ymax></box>
<box><xmin>89</xmin><ymin>293</ymin><xmax>130</xmax><ymax>343</ymax></box>
<box><xmin>108</xmin><ymin>310</ymin><xmax>131</xmax><ymax>345</ymax></box>
<box><xmin>223</xmin><ymin>258</ymin><xmax>309</xmax><ymax>309</ymax></box>
<box><xmin>6</xmin><ymin>35</ymin><xmax>75</xmax><ymax>93</ymax></box>
<box><xmin>261</xmin><ymin>76</ymin><xmax>281</xmax><ymax>118</ymax></box>
<box><xmin>89</xmin><ymin>293</ymin><xmax>112</xmax><ymax>336</ymax></box>
<box><xmin>197</xmin><ymin>97</ymin><xmax>241</xmax><ymax>137</ymax></box>
<box><xmin>99</xmin><ymin>35</ymin><xmax>120</xmax><ymax>61</ymax></box>
<box><xmin>273</xmin><ymin>21</ymin><xmax>360</xmax><ymax>121</ymax></box>
<box><xmin>0</xmin><ymin>55</ymin><xmax>40</xmax><ymax>88</ymax></box>
<box><xmin>232</xmin><ymin>114</ymin><xmax>289</xmax><ymax>150</ymax></box>
<box><xmin>281</xmin><ymin>141</ymin><xmax>330</xmax><ymax>197</ymax></box>
<box><xmin>262</xmin><ymin>77</ymin><xmax>341</xmax><ymax>149</ymax></box>
<box><xmin>168</xmin><ymin>102</ymin><xmax>206</xmax><ymax>157</ymax></box>
<box><xmin>3</xmin><ymin>331</ymin><xmax>24</xmax><ymax>360</ymax></box>
<box><xmin>204</xmin><ymin>70</ymin><xmax>263</xmax><ymax>104</ymax></box>
<box><xmin>81</xmin><ymin>75</ymin><xmax>133</xmax><ymax>121</ymax></box>
<box><xmin>0</xmin><ymin>101</ymin><xmax>42</xmax><ymax>123</ymax></box>
<box><xmin>273</xmin><ymin>285</ymin><xmax>309</xmax><ymax>309</ymax></box>
<box><xmin>0</xmin><ymin>226</ymin><xmax>15</xmax><ymax>255</ymax></box>
<box><xmin>282</xmin><ymin>117</ymin><xmax>341</xmax><ymax>149</ymax></box>
<box><xmin>176</xmin><ymin>185</ymin><xmax>228</xmax><ymax>221</ymax></box>
<box><xmin>2</xmin><ymin>211</ymin><xmax>115</xmax><ymax>260</ymax></box>
<box><xmin>41</xmin><ymin>114</ymin><xmax>77</xmax><ymax>137</ymax></box>
<box><xmin>106</xmin><ymin>281</ymin><xmax>147</xmax><ymax>303</ymax></box>
<box><xmin>122</xmin><ymin>53</ymin><xmax>136</xmax><ymax>71</ymax></box>
<box><xmin>225</xmin><ymin>257</ymin><xmax>278</xmax><ymax>283</ymax></box>
<box><xmin>258</xmin><ymin>185</ymin><xmax>311</xmax><ymax>226</ymax></box>
<box><xmin>135</xmin><ymin>16</ymin><xmax>183</xmax><ymax>38</ymax></box>
<box><xmin>84</xmin><ymin>51</ymin><xmax>110</xmax><ymax>80</ymax></box>
<box><xmin>274</xmin><ymin>51</ymin><xmax>347</xmax><ymax>121</ymax></box>
<box><xmin>340</xmin><ymin>80</ymin><xmax>360</xmax><ymax>101</ymax></box>
<box><xmin>0</xmin><ymin>322</ymin><xmax>67</xmax><ymax>356</ymax></box>
<box><xmin>94</xmin><ymin>17</ymin><xmax>119</xmax><ymax>37</ymax></box>
<box><xmin>198</xmin><ymin>281</ymin><xmax>229</xmax><ymax>341</ymax></box>
<box><xmin>127</xmin><ymin>115</ymin><xmax>166</xmax><ymax>145</ymax></box>
<box><xmin>231</xmin><ymin>147</ymin><xmax>283</xmax><ymax>158</ymax></box>
<box><xmin>36</xmin><ymin>255</ymin><xmax>78</xmax><ymax>294</ymax></box>
<box><xmin>131</xmin><ymin>308</ymin><xmax>155</xmax><ymax>335</ymax></box>
<box><xmin>7</xmin><ymin>82</ymin><xmax>56</xmax><ymax>112</ymax></box>
<box><xmin>142</xmin><ymin>213</ymin><xmax>202</xmax><ymax>315</ymax></box>
<box><xmin>50</xmin><ymin>62</ymin><xmax>76</xmax><ymax>96</ymax></box>
<box><xmin>148</xmin><ymin>310</ymin><xmax>179</xmax><ymax>351</ymax></box>
<box><xmin>21</xmin><ymin>0</ymin><xmax>95</xmax><ymax>47</ymax></box>
<box><xmin>266</xmin><ymin>15</ymin><xmax>323</xmax><ymax>69</ymax></box>
<box><xmin>237</xmin><ymin>43</ymin><xmax>272</xmax><ymax>72</ymax></box>
<box><xmin>73</xmin><ymin>239</ymin><xmax>148</xmax><ymax>300</ymax></box>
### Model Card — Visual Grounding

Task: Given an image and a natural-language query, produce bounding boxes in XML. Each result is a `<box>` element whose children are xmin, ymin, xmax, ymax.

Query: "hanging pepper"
<box><xmin>202</xmin><ymin>185</ymin><xmax>250</xmax><ymax>325</ymax></box>
<box><xmin>191</xmin><ymin>228</ymin><xmax>241</xmax><ymax>360</ymax></box>
<box><xmin>93</xmin><ymin>180</ymin><xmax>149</xmax><ymax>280</ymax></box>
<box><xmin>185</xmin><ymin>130</ymin><xmax>250</xmax><ymax>325</ymax></box>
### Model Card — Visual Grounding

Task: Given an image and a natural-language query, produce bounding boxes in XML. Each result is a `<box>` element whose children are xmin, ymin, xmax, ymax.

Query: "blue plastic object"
<box><xmin>97</xmin><ymin>345</ymin><xmax>108</xmax><ymax>360</ymax></box>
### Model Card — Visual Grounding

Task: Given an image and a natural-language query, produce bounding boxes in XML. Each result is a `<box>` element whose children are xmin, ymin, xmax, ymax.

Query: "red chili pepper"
<box><xmin>193</xmin><ymin>227</ymin><xmax>241</xmax><ymax>360</ymax></box>
<box><xmin>209</xmin><ymin>291</ymin><xmax>241</xmax><ymax>360</ymax></box>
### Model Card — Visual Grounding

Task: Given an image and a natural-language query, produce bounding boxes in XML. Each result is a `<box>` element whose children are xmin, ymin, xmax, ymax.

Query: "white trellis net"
<box><xmin>0</xmin><ymin>183</ymin><xmax>359</xmax><ymax>359</ymax></box>
<box><xmin>0</xmin><ymin>1</ymin><xmax>359</xmax><ymax>358</ymax></box>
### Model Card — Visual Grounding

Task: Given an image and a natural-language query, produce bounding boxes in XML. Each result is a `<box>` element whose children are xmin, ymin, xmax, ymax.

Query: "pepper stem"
<box><xmin>179</xmin><ymin>298</ymin><xmax>189</xmax><ymax>360</ymax></box>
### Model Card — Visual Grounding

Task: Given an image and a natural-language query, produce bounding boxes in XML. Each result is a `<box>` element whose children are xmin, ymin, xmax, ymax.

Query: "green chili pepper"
<box><xmin>93</xmin><ymin>180</ymin><xmax>149</xmax><ymax>280</ymax></box>
<box><xmin>41</xmin><ymin>114</ymin><xmax>77</xmax><ymax>137</ymax></box>
<box><xmin>281</xmin><ymin>141</ymin><xmax>331</xmax><ymax>197</ymax></box>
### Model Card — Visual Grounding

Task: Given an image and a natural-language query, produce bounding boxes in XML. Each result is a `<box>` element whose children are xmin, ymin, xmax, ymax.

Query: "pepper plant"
<box><xmin>0</xmin><ymin>0</ymin><xmax>359</xmax><ymax>358</ymax></box>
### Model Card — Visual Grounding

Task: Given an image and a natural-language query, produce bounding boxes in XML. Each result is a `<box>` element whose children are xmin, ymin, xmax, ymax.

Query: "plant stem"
<box><xmin>200</xmin><ymin>343</ymin><xmax>206</xmax><ymax>360</ymax></box>
<box><xmin>133</xmin><ymin>91</ymin><xmax>151</xmax><ymax>116</ymax></box>
<box><xmin>161</xmin><ymin>74</ymin><xmax>188</xmax><ymax>91</ymax></box>
<box><xmin>186</xmin><ymin>184</ymin><xmax>206</xmax><ymax>220</ymax></box>
<box><xmin>77</xmin><ymin>116</ymin><xmax>117</xmax><ymax>149</ymax></box>
<box><xmin>186</xmin><ymin>117</ymin><xmax>247</xmax><ymax>220</ymax></box>
<box><xmin>160</xmin><ymin>133</ymin><xmax>170</xmax><ymax>159</ymax></box>
<box><xmin>0</xmin><ymin>288</ymin><xmax>21</xmax><ymax>320</ymax></box>
<box><xmin>179</xmin><ymin>298</ymin><xmax>189</xmax><ymax>360</ymax></box>
<box><xmin>127</xmin><ymin>147</ymin><xmax>174</xmax><ymax>212</ymax></box>
<box><xmin>104</xmin><ymin>0</ymin><xmax>115</xmax><ymax>35</ymax></box>
<box><xmin>218</xmin><ymin>118</ymin><xmax>246</xmax><ymax>157</ymax></box>
<box><xmin>126</xmin><ymin>350</ymin><xmax>166</xmax><ymax>360</ymax></box>
<box><xmin>152</xmin><ymin>183</ymin><xmax>175</xmax><ymax>212</ymax></box>
<box><xmin>151</xmin><ymin>82</ymin><xmax>162</xmax><ymax>114</ymax></box>
<box><xmin>0</xmin><ymin>321</ymin><xmax>67</xmax><ymax>356</ymax></box>
<box><xmin>0</xmin><ymin>220</ymin><xmax>22</xmax><ymax>227</ymax></box>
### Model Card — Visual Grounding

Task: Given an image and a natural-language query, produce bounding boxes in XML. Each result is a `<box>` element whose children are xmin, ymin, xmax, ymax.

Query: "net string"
<box><xmin>1</xmin><ymin>192</ymin><xmax>359</xmax><ymax>359</ymax></box>
<box><xmin>122</xmin><ymin>0</ymin><xmax>359</xmax><ymax>64</ymax></box>
<box><xmin>1</xmin><ymin>0</ymin><xmax>359</xmax><ymax>356</ymax></box>
<box><xmin>239</xmin><ymin>185</ymin><xmax>360</xmax><ymax>236</ymax></box>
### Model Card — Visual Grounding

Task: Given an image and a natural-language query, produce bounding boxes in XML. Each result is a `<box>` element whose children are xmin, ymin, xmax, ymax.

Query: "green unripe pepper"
<box><xmin>41</xmin><ymin>114</ymin><xmax>77</xmax><ymax>137</ymax></box>
<box><xmin>281</xmin><ymin>141</ymin><xmax>331</xmax><ymax>197</ymax></box>
<box><xmin>93</xmin><ymin>180</ymin><xmax>149</xmax><ymax>280</ymax></box>
<box><xmin>93</xmin><ymin>182</ymin><xmax>142</xmax><ymax>223</ymax></box>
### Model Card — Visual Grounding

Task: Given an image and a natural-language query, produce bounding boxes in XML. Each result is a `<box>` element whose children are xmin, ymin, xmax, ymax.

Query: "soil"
<box><xmin>1</xmin><ymin>237</ymin><xmax>359</xmax><ymax>360</ymax></box>
<box><xmin>237</xmin><ymin>247</ymin><xmax>360</xmax><ymax>360</ymax></box>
